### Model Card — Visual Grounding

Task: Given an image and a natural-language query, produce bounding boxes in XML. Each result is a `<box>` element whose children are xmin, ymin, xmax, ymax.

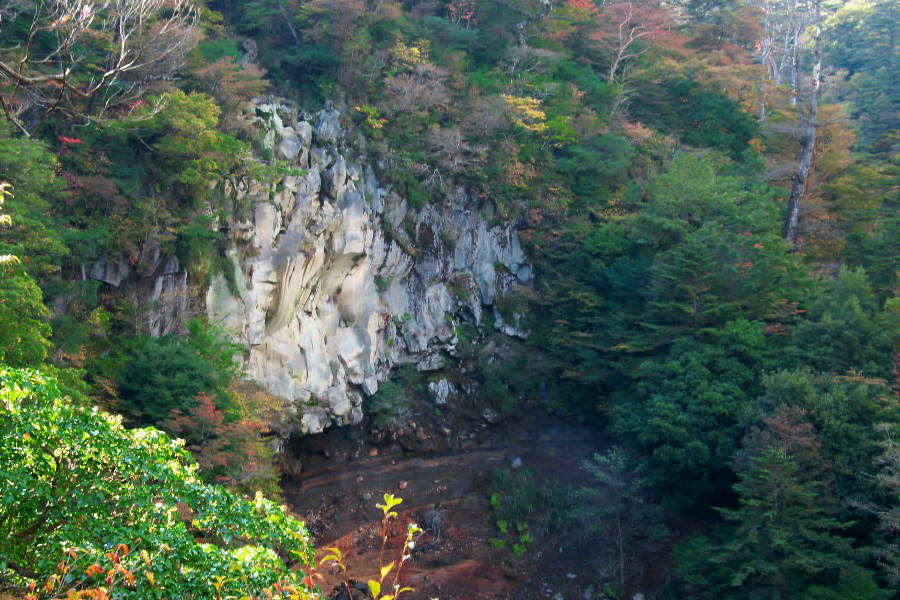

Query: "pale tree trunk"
<box><xmin>789</xmin><ymin>29</ymin><xmax>800</xmax><ymax>106</ymax></box>
<box><xmin>758</xmin><ymin>0</ymin><xmax>772</xmax><ymax>121</ymax></box>
<box><xmin>785</xmin><ymin>0</ymin><xmax>822</xmax><ymax>245</ymax></box>
<box><xmin>277</xmin><ymin>0</ymin><xmax>301</xmax><ymax>44</ymax></box>
<box><xmin>514</xmin><ymin>0</ymin><xmax>553</xmax><ymax>47</ymax></box>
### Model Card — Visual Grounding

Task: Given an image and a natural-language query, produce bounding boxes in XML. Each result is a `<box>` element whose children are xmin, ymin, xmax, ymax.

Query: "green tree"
<box><xmin>0</xmin><ymin>182</ymin><xmax>52</xmax><ymax>367</ymax></box>
<box><xmin>788</xmin><ymin>267</ymin><xmax>899</xmax><ymax>380</ymax></box>
<box><xmin>114</xmin><ymin>318</ymin><xmax>242</xmax><ymax>426</ymax></box>
<box><xmin>867</xmin><ymin>424</ymin><xmax>900</xmax><ymax>586</ymax></box>
<box><xmin>572</xmin><ymin>447</ymin><xmax>667</xmax><ymax>591</ymax></box>
<box><xmin>611</xmin><ymin>320</ymin><xmax>771</xmax><ymax>499</ymax></box>
<box><xmin>0</xmin><ymin>267</ymin><xmax>52</xmax><ymax>367</ymax></box>
<box><xmin>823</xmin><ymin>0</ymin><xmax>898</xmax><ymax>147</ymax></box>
<box><xmin>758</xmin><ymin>369</ymin><xmax>898</xmax><ymax>504</ymax></box>
<box><xmin>108</xmin><ymin>91</ymin><xmax>249</xmax><ymax>205</ymax></box>
<box><xmin>0</xmin><ymin>126</ymin><xmax>70</xmax><ymax>279</ymax></box>
<box><xmin>677</xmin><ymin>405</ymin><xmax>888</xmax><ymax>599</ymax></box>
<box><xmin>629</xmin><ymin>77</ymin><xmax>759</xmax><ymax>158</ymax></box>
<box><xmin>0</xmin><ymin>367</ymin><xmax>316</xmax><ymax>599</ymax></box>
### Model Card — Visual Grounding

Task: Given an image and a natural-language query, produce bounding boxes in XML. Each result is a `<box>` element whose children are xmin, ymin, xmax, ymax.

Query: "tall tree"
<box><xmin>784</xmin><ymin>0</ymin><xmax>822</xmax><ymax>244</ymax></box>
<box><xmin>677</xmin><ymin>405</ymin><xmax>889</xmax><ymax>599</ymax></box>
<box><xmin>573</xmin><ymin>447</ymin><xmax>668</xmax><ymax>591</ymax></box>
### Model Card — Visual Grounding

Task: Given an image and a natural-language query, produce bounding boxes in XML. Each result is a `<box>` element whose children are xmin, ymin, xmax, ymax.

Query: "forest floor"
<box><xmin>282</xmin><ymin>418</ymin><xmax>650</xmax><ymax>599</ymax></box>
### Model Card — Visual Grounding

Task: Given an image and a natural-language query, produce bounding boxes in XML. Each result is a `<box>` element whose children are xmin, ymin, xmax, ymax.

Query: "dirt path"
<box><xmin>283</xmin><ymin>421</ymin><xmax>609</xmax><ymax>599</ymax></box>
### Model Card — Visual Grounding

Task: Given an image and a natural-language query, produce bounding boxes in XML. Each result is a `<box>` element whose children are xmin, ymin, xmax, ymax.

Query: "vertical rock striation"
<box><xmin>98</xmin><ymin>100</ymin><xmax>532</xmax><ymax>437</ymax></box>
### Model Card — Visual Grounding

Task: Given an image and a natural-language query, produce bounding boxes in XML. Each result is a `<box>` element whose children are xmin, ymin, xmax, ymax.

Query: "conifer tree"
<box><xmin>678</xmin><ymin>405</ymin><xmax>889</xmax><ymax>599</ymax></box>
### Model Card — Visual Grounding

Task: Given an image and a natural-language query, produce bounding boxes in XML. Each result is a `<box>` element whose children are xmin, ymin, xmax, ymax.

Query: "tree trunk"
<box><xmin>514</xmin><ymin>0</ymin><xmax>553</xmax><ymax>47</ymax></box>
<box><xmin>759</xmin><ymin>82</ymin><xmax>767</xmax><ymax>122</ymax></box>
<box><xmin>789</xmin><ymin>29</ymin><xmax>800</xmax><ymax>106</ymax></box>
<box><xmin>785</xmin><ymin>0</ymin><xmax>822</xmax><ymax>245</ymax></box>
<box><xmin>277</xmin><ymin>0</ymin><xmax>301</xmax><ymax>45</ymax></box>
<box><xmin>617</xmin><ymin>514</ymin><xmax>625</xmax><ymax>589</ymax></box>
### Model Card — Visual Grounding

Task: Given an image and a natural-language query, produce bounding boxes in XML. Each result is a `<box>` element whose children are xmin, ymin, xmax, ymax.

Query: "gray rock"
<box><xmin>313</xmin><ymin>107</ymin><xmax>342</xmax><ymax>145</ymax></box>
<box><xmin>203</xmin><ymin>97</ymin><xmax>535</xmax><ymax>439</ymax></box>
<box><xmin>423</xmin><ymin>508</ymin><xmax>445</xmax><ymax>538</ymax></box>
<box><xmin>349</xmin><ymin>406</ymin><xmax>364</xmax><ymax>426</ymax></box>
<box><xmin>301</xmin><ymin>408</ymin><xmax>330</xmax><ymax>435</ymax></box>
<box><xmin>90</xmin><ymin>257</ymin><xmax>131</xmax><ymax>287</ymax></box>
<box><xmin>482</xmin><ymin>408</ymin><xmax>501</xmax><ymax>424</ymax></box>
<box><xmin>309</xmin><ymin>147</ymin><xmax>330</xmax><ymax>170</ymax></box>
<box><xmin>326</xmin><ymin>386</ymin><xmax>352</xmax><ymax>417</ymax></box>
<box><xmin>295</xmin><ymin>120</ymin><xmax>313</xmax><ymax>148</ymax></box>
<box><xmin>147</xmin><ymin>256</ymin><xmax>188</xmax><ymax>337</ymax></box>
<box><xmin>321</xmin><ymin>156</ymin><xmax>347</xmax><ymax>200</ymax></box>
<box><xmin>428</xmin><ymin>379</ymin><xmax>453</xmax><ymax>405</ymax></box>
<box><xmin>276</xmin><ymin>127</ymin><xmax>303</xmax><ymax>161</ymax></box>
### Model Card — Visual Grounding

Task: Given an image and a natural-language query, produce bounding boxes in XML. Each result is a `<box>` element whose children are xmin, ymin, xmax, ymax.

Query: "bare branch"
<box><xmin>0</xmin><ymin>0</ymin><xmax>198</xmax><ymax>136</ymax></box>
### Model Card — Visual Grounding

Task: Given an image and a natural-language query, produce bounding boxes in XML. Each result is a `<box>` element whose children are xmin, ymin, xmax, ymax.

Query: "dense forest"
<box><xmin>0</xmin><ymin>0</ymin><xmax>897</xmax><ymax>598</ymax></box>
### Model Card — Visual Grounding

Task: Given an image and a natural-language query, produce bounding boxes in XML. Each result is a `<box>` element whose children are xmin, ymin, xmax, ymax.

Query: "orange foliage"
<box><xmin>164</xmin><ymin>393</ymin><xmax>278</xmax><ymax>493</ymax></box>
<box><xmin>567</xmin><ymin>0</ymin><xmax>599</xmax><ymax>16</ymax></box>
<box><xmin>587</xmin><ymin>1</ymin><xmax>689</xmax><ymax>82</ymax></box>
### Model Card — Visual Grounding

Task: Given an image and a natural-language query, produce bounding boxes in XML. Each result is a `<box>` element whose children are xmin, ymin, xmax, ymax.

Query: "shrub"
<box><xmin>0</xmin><ymin>367</ymin><xmax>316</xmax><ymax>599</ymax></box>
<box><xmin>115</xmin><ymin>318</ymin><xmax>241</xmax><ymax>426</ymax></box>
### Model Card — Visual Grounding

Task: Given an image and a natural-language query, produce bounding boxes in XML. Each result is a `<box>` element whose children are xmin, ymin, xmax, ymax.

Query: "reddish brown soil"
<box><xmin>283</xmin><ymin>420</ymin><xmax>610</xmax><ymax>600</ymax></box>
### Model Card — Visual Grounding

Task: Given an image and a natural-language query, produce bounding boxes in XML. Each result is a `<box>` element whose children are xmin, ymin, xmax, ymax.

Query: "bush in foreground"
<box><xmin>0</xmin><ymin>367</ymin><xmax>316</xmax><ymax>599</ymax></box>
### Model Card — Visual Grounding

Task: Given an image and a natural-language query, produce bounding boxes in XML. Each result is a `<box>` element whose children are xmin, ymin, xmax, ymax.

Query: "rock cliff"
<box><xmin>196</xmin><ymin>101</ymin><xmax>532</xmax><ymax>437</ymax></box>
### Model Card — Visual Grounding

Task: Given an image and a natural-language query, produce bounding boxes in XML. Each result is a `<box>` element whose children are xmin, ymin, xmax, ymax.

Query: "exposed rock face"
<box><xmin>92</xmin><ymin>99</ymin><xmax>531</xmax><ymax>437</ymax></box>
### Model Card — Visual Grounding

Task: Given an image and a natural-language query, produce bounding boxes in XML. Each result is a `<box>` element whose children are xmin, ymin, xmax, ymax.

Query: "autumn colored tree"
<box><xmin>164</xmin><ymin>392</ymin><xmax>280</xmax><ymax>496</ymax></box>
<box><xmin>594</xmin><ymin>1</ymin><xmax>681</xmax><ymax>83</ymax></box>
<box><xmin>189</xmin><ymin>58</ymin><xmax>268</xmax><ymax>117</ymax></box>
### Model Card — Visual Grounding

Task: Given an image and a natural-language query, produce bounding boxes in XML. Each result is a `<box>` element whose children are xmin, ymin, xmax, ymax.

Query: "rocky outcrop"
<box><xmin>91</xmin><ymin>100</ymin><xmax>530</xmax><ymax>437</ymax></box>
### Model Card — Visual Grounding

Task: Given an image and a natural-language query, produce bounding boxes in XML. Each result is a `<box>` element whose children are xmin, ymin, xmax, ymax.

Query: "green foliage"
<box><xmin>572</xmin><ymin>447</ymin><xmax>668</xmax><ymax>590</ymax></box>
<box><xmin>0</xmin><ymin>264</ymin><xmax>52</xmax><ymax>367</ymax></box>
<box><xmin>0</xmin><ymin>182</ymin><xmax>53</xmax><ymax>368</ymax></box>
<box><xmin>827</xmin><ymin>150</ymin><xmax>899</xmax><ymax>299</ymax></box>
<box><xmin>611</xmin><ymin>322</ymin><xmax>771</xmax><ymax>499</ymax></box>
<box><xmin>535</xmin><ymin>153</ymin><xmax>803</xmax><ymax>426</ymax></box>
<box><xmin>0</xmin><ymin>126</ymin><xmax>70</xmax><ymax>278</ymax></box>
<box><xmin>676</xmin><ymin>405</ymin><xmax>889</xmax><ymax>599</ymax></box>
<box><xmin>554</xmin><ymin>134</ymin><xmax>635</xmax><ymax>204</ymax></box>
<box><xmin>489</xmin><ymin>468</ymin><xmax>573</xmax><ymax>540</ymax></box>
<box><xmin>114</xmin><ymin>318</ymin><xmax>242</xmax><ymax>426</ymax></box>
<box><xmin>0</xmin><ymin>2</ymin><xmax>895</xmax><ymax>596</ymax></box>
<box><xmin>369</xmin><ymin>366</ymin><xmax>423</xmax><ymax>433</ymax></box>
<box><xmin>824</xmin><ymin>0</ymin><xmax>899</xmax><ymax>147</ymax></box>
<box><xmin>630</xmin><ymin>77</ymin><xmax>759</xmax><ymax>158</ymax></box>
<box><xmin>757</xmin><ymin>369</ymin><xmax>898</xmax><ymax>503</ymax></box>
<box><xmin>788</xmin><ymin>267</ymin><xmax>898</xmax><ymax>380</ymax></box>
<box><xmin>868</xmin><ymin>425</ymin><xmax>900</xmax><ymax>586</ymax></box>
<box><xmin>197</xmin><ymin>37</ymin><xmax>243</xmax><ymax>63</ymax></box>
<box><xmin>0</xmin><ymin>368</ymin><xmax>315</xmax><ymax>599</ymax></box>
<box><xmin>109</xmin><ymin>91</ymin><xmax>249</xmax><ymax>204</ymax></box>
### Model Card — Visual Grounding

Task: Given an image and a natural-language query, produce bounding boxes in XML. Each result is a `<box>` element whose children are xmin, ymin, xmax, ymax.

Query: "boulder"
<box><xmin>90</xmin><ymin>257</ymin><xmax>131</xmax><ymax>287</ymax></box>
<box><xmin>275</xmin><ymin>127</ymin><xmax>303</xmax><ymax>161</ymax></box>
<box><xmin>313</xmin><ymin>107</ymin><xmax>342</xmax><ymax>145</ymax></box>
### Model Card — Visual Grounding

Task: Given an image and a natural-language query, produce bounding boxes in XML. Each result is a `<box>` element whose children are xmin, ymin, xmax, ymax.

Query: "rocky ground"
<box><xmin>282</xmin><ymin>417</ymin><xmax>664</xmax><ymax>600</ymax></box>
